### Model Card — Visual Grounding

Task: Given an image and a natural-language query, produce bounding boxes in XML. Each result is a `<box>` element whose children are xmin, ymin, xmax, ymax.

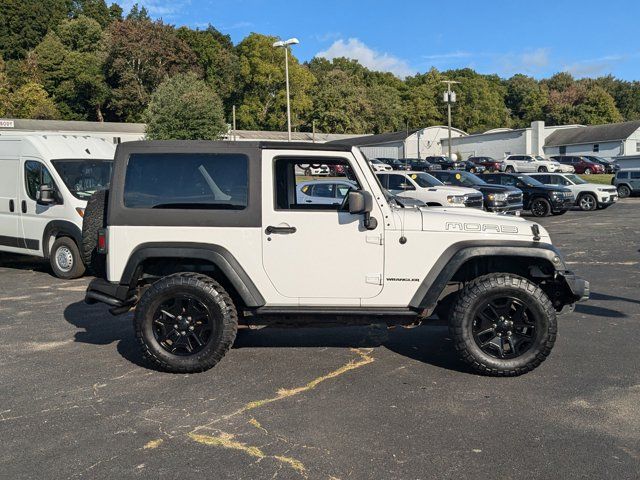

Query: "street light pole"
<box><xmin>441</xmin><ymin>80</ymin><xmax>460</xmax><ymax>159</ymax></box>
<box><xmin>273</xmin><ymin>38</ymin><xmax>300</xmax><ymax>142</ymax></box>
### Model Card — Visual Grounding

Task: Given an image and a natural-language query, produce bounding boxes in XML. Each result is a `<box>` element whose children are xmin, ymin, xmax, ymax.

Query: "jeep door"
<box><xmin>262</xmin><ymin>150</ymin><xmax>385</xmax><ymax>302</ymax></box>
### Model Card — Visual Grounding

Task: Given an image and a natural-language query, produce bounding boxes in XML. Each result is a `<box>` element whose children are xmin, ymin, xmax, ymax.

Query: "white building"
<box><xmin>333</xmin><ymin>126</ymin><xmax>467</xmax><ymax>159</ymax></box>
<box><xmin>0</xmin><ymin>118</ymin><xmax>146</xmax><ymax>144</ymax></box>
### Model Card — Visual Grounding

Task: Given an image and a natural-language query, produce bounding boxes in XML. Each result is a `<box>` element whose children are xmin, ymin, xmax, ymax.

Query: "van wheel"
<box><xmin>82</xmin><ymin>189</ymin><xmax>108</xmax><ymax>278</ymax></box>
<box><xmin>449</xmin><ymin>273</ymin><xmax>557</xmax><ymax>376</ymax></box>
<box><xmin>134</xmin><ymin>273</ymin><xmax>238</xmax><ymax>373</ymax></box>
<box><xmin>50</xmin><ymin>237</ymin><xmax>85</xmax><ymax>279</ymax></box>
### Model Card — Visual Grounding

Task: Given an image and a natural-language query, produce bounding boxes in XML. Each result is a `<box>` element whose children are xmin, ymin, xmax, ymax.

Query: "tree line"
<box><xmin>2</xmin><ymin>0</ymin><xmax>640</xmax><ymax>136</ymax></box>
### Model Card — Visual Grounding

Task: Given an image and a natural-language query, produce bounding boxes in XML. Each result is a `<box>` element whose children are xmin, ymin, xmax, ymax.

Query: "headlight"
<box><xmin>488</xmin><ymin>192</ymin><xmax>507</xmax><ymax>201</ymax></box>
<box><xmin>447</xmin><ymin>195</ymin><xmax>466</xmax><ymax>204</ymax></box>
<box><xmin>597</xmin><ymin>187</ymin><xmax>606</xmax><ymax>191</ymax></box>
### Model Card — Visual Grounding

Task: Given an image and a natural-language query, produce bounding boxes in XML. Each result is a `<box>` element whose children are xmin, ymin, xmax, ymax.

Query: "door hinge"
<box><xmin>366</xmin><ymin>234</ymin><xmax>383</xmax><ymax>245</ymax></box>
<box><xmin>365</xmin><ymin>274</ymin><xmax>382</xmax><ymax>285</ymax></box>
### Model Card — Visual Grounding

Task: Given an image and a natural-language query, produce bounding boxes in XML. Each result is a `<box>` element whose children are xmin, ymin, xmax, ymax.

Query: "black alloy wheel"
<box><xmin>618</xmin><ymin>184</ymin><xmax>631</xmax><ymax>198</ymax></box>
<box><xmin>152</xmin><ymin>295</ymin><xmax>213</xmax><ymax>356</ymax></box>
<box><xmin>472</xmin><ymin>297</ymin><xmax>538</xmax><ymax>359</ymax></box>
<box><xmin>530</xmin><ymin>197</ymin><xmax>551</xmax><ymax>217</ymax></box>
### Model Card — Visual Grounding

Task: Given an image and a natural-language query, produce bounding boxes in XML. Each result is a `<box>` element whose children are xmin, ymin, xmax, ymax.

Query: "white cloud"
<box><xmin>316</xmin><ymin>38</ymin><xmax>414</xmax><ymax>78</ymax></box>
<box><xmin>521</xmin><ymin>48</ymin><xmax>550</xmax><ymax>68</ymax></box>
<box><xmin>422</xmin><ymin>51</ymin><xmax>471</xmax><ymax>60</ymax></box>
<box><xmin>116</xmin><ymin>1</ymin><xmax>191</xmax><ymax>18</ymax></box>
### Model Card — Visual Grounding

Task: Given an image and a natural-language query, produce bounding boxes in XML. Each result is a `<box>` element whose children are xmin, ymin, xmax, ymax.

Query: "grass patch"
<box><xmin>579</xmin><ymin>174</ymin><xmax>613</xmax><ymax>184</ymax></box>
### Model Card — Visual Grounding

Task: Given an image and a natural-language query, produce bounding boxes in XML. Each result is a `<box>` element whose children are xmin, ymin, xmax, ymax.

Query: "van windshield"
<box><xmin>51</xmin><ymin>159</ymin><xmax>113</xmax><ymax>200</ymax></box>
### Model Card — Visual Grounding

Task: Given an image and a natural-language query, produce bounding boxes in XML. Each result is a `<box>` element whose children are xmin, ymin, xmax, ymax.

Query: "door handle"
<box><xmin>9</xmin><ymin>199</ymin><xmax>14</xmax><ymax>212</ymax></box>
<box><xmin>21</xmin><ymin>200</ymin><xmax>27</xmax><ymax>213</ymax></box>
<box><xmin>266</xmin><ymin>225</ymin><xmax>297</xmax><ymax>235</ymax></box>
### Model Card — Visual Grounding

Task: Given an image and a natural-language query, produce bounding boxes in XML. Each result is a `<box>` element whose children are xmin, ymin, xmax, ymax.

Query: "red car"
<box><xmin>468</xmin><ymin>156</ymin><xmax>504</xmax><ymax>172</ymax></box>
<box><xmin>551</xmin><ymin>155</ymin><xmax>605</xmax><ymax>174</ymax></box>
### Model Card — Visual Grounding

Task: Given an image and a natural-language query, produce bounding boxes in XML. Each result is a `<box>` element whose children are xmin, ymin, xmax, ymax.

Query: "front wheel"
<box><xmin>530</xmin><ymin>197</ymin><xmax>551</xmax><ymax>217</ymax></box>
<box><xmin>50</xmin><ymin>237</ymin><xmax>85</xmax><ymax>279</ymax></box>
<box><xmin>505</xmin><ymin>166</ymin><xmax>515</xmax><ymax>173</ymax></box>
<box><xmin>583</xmin><ymin>168</ymin><xmax>592</xmax><ymax>175</ymax></box>
<box><xmin>134</xmin><ymin>273</ymin><xmax>238</xmax><ymax>373</ymax></box>
<box><xmin>449</xmin><ymin>273</ymin><xmax>557</xmax><ymax>376</ymax></box>
<box><xmin>538</xmin><ymin>166</ymin><xmax>548</xmax><ymax>172</ymax></box>
<box><xmin>617</xmin><ymin>184</ymin><xmax>631</xmax><ymax>198</ymax></box>
<box><xmin>578</xmin><ymin>193</ymin><xmax>597</xmax><ymax>211</ymax></box>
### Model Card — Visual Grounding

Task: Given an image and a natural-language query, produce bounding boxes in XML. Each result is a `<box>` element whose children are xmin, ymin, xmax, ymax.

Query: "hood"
<box><xmin>475</xmin><ymin>184</ymin><xmax>520</xmax><ymax>194</ymax></box>
<box><xmin>431</xmin><ymin>185</ymin><xmax>481</xmax><ymax>196</ymax></box>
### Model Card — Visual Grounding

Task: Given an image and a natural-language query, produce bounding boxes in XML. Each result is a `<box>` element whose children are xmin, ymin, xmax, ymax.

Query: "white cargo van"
<box><xmin>0</xmin><ymin>134</ymin><xmax>115</xmax><ymax>278</ymax></box>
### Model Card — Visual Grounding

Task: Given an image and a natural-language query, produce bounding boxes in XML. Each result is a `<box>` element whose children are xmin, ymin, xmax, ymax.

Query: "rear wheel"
<box><xmin>449</xmin><ymin>273</ymin><xmax>557</xmax><ymax>376</ymax></box>
<box><xmin>530</xmin><ymin>197</ymin><xmax>551</xmax><ymax>217</ymax></box>
<box><xmin>134</xmin><ymin>273</ymin><xmax>238</xmax><ymax>373</ymax></box>
<box><xmin>505</xmin><ymin>166</ymin><xmax>515</xmax><ymax>173</ymax></box>
<box><xmin>538</xmin><ymin>166</ymin><xmax>548</xmax><ymax>172</ymax></box>
<box><xmin>583</xmin><ymin>168</ymin><xmax>592</xmax><ymax>175</ymax></box>
<box><xmin>578</xmin><ymin>193</ymin><xmax>597</xmax><ymax>211</ymax></box>
<box><xmin>617</xmin><ymin>184</ymin><xmax>631</xmax><ymax>198</ymax></box>
<box><xmin>50</xmin><ymin>237</ymin><xmax>85</xmax><ymax>279</ymax></box>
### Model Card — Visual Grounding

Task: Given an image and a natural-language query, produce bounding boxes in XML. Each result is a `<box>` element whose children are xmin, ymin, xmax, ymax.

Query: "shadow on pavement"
<box><xmin>590</xmin><ymin>291</ymin><xmax>640</xmax><ymax>306</ymax></box>
<box><xmin>574</xmin><ymin>303</ymin><xmax>626</xmax><ymax>318</ymax></box>
<box><xmin>63</xmin><ymin>300</ymin><xmax>147</xmax><ymax>368</ymax></box>
<box><xmin>0</xmin><ymin>253</ymin><xmax>53</xmax><ymax>276</ymax></box>
<box><xmin>64</xmin><ymin>301</ymin><xmax>472</xmax><ymax>374</ymax></box>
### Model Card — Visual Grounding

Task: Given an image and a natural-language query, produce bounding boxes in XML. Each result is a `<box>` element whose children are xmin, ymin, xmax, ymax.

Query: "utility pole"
<box><xmin>232</xmin><ymin>105</ymin><xmax>236</xmax><ymax>141</ymax></box>
<box><xmin>273</xmin><ymin>38</ymin><xmax>300</xmax><ymax>142</ymax></box>
<box><xmin>441</xmin><ymin>80</ymin><xmax>460</xmax><ymax>158</ymax></box>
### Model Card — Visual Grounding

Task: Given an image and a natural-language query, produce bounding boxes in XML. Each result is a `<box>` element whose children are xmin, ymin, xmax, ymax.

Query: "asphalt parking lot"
<box><xmin>1</xmin><ymin>200</ymin><xmax>639</xmax><ymax>480</ymax></box>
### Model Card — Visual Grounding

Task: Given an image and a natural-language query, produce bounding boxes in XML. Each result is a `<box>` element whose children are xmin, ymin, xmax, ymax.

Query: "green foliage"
<box><xmin>7</xmin><ymin>82</ymin><xmax>60</xmax><ymax>119</ymax></box>
<box><xmin>144</xmin><ymin>72</ymin><xmax>227</xmax><ymax>140</ymax></box>
<box><xmin>506</xmin><ymin>74</ymin><xmax>549</xmax><ymax>127</ymax></box>
<box><xmin>235</xmin><ymin>33</ymin><xmax>314</xmax><ymax>131</ymax></box>
<box><xmin>70</xmin><ymin>0</ymin><xmax>113</xmax><ymax>28</ymax></box>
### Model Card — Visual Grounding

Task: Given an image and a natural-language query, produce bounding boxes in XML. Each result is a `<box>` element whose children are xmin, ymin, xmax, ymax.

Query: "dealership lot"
<box><xmin>1</xmin><ymin>200</ymin><xmax>639</xmax><ymax>479</ymax></box>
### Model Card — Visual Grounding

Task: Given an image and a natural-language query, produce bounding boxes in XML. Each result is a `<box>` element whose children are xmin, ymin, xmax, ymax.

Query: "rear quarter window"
<box><xmin>124</xmin><ymin>153</ymin><xmax>248</xmax><ymax>209</ymax></box>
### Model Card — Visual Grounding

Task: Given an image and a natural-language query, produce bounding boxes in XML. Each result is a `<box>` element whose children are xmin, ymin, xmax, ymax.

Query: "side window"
<box><xmin>274</xmin><ymin>157</ymin><xmax>358</xmax><ymax>210</ymax></box>
<box><xmin>124</xmin><ymin>153</ymin><xmax>248</xmax><ymax>209</ymax></box>
<box><xmin>535</xmin><ymin>175</ymin><xmax>550</xmax><ymax>184</ymax></box>
<box><xmin>387</xmin><ymin>174</ymin><xmax>415</xmax><ymax>191</ymax></box>
<box><xmin>24</xmin><ymin>160</ymin><xmax>54</xmax><ymax>201</ymax></box>
<box><xmin>631</xmin><ymin>172</ymin><xmax>640</xmax><ymax>179</ymax></box>
<box><xmin>483</xmin><ymin>175</ymin><xmax>498</xmax><ymax>184</ymax></box>
<box><xmin>559</xmin><ymin>146</ymin><xmax>567</xmax><ymax>154</ymax></box>
<box><xmin>593</xmin><ymin>144</ymin><xmax>600</xmax><ymax>153</ymax></box>
<box><xmin>377</xmin><ymin>174</ymin><xmax>389</xmax><ymax>189</ymax></box>
<box><xmin>501</xmin><ymin>176</ymin><xmax>517</xmax><ymax>187</ymax></box>
<box><xmin>617</xmin><ymin>172</ymin><xmax>629</xmax><ymax>179</ymax></box>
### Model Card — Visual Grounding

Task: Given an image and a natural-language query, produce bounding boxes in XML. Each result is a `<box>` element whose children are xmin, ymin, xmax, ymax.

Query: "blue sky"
<box><xmin>115</xmin><ymin>0</ymin><xmax>640</xmax><ymax>80</ymax></box>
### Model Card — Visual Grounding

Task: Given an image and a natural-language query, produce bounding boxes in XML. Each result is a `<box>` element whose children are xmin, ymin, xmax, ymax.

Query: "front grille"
<box><xmin>507</xmin><ymin>192</ymin><xmax>523</xmax><ymax>205</ymax></box>
<box><xmin>464</xmin><ymin>194</ymin><xmax>483</xmax><ymax>208</ymax></box>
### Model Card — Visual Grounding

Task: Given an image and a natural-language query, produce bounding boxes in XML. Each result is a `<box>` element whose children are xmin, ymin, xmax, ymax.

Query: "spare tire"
<box><xmin>82</xmin><ymin>189</ymin><xmax>109</xmax><ymax>278</ymax></box>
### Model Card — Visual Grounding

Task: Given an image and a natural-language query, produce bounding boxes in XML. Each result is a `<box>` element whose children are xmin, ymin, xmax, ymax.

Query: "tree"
<box><xmin>8</xmin><ymin>82</ymin><xmax>60</xmax><ymax>119</ymax></box>
<box><xmin>545</xmin><ymin>83</ymin><xmax>622</xmax><ymax>125</ymax></box>
<box><xmin>0</xmin><ymin>0</ymin><xmax>72</xmax><ymax>60</ymax></box>
<box><xmin>0</xmin><ymin>59</ymin><xmax>10</xmax><ymax>116</ymax></box>
<box><xmin>176</xmin><ymin>26</ymin><xmax>239</xmax><ymax>107</ymax></box>
<box><xmin>57</xmin><ymin>14</ymin><xmax>103</xmax><ymax>52</ymax></box>
<box><xmin>144</xmin><ymin>72</ymin><xmax>227</xmax><ymax>140</ymax></box>
<box><xmin>104</xmin><ymin>18</ymin><xmax>198</xmax><ymax>121</ymax></box>
<box><xmin>404</xmin><ymin>69</ymin><xmax>444</xmax><ymax>129</ymax></box>
<box><xmin>505</xmin><ymin>74</ymin><xmax>549</xmax><ymax>127</ymax></box>
<box><xmin>235</xmin><ymin>33</ymin><xmax>315</xmax><ymax>131</ymax></box>
<box><xmin>71</xmin><ymin>0</ymin><xmax>113</xmax><ymax>28</ymax></box>
<box><xmin>126</xmin><ymin>3</ymin><xmax>150</xmax><ymax>21</ymax></box>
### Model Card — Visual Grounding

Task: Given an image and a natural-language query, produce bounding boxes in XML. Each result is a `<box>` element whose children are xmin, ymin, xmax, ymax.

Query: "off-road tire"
<box><xmin>530</xmin><ymin>197</ymin><xmax>551</xmax><ymax>217</ymax></box>
<box><xmin>578</xmin><ymin>193</ymin><xmax>597</xmax><ymax>211</ymax></box>
<box><xmin>50</xmin><ymin>236</ymin><xmax>85</xmax><ymax>279</ymax></box>
<box><xmin>449</xmin><ymin>273</ymin><xmax>557</xmax><ymax>376</ymax></box>
<box><xmin>82</xmin><ymin>189</ymin><xmax>109</xmax><ymax>278</ymax></box>
<box><xmin>617</xmin><ymin>184</ymin><xmax>631</xmax><ymax>198</ymax></box>
<box><xmin>134</xmin><ymin>273</ymin><xmax>238</xmax><ymax>373</ymax></box>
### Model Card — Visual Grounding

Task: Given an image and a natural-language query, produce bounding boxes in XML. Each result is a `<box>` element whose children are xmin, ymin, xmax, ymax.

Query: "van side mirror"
<box><xmin>347</xmin><ymin>190</ymin><xmax>377</xmax><ymax>230</ymax></box>
<box><xmin>37</xmin><ymin>184</ymin><xmax>56</xmax><ymax>205</ymax></box>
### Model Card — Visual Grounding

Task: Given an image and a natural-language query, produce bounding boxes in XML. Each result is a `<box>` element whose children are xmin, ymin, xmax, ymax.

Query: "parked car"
<box><xmin>503</xmin><ymin>155</ymin><xmax>571</xmax><ymax>173</ymax></box>
<box><xmin>296</xmin><ymin>179</ymin><xmax>357</xmax><ymax>206</ymax></box>
<box><xmin>402</xmin><ymin>158</ymin><xmax>442</xmax><ymax>172</ymax></box>
<box><xmin>549</xmin><ymin>156</ymin><xmax>605</xmax><ymax>175</ymax></box>
<box><xmin>483</xmin><ymin>173</ymin><xmax>574</xmax><ymax>217</ymax></box>
<box><xmin>424</xmin><ymin>155</ymin><xmax>464</xmax><ymax>170</ymax></box>
<box><xmin>376</xmin><ymin>158</ymin><xmax>411</xmax><ymax>170</ymax></box>
<box><xmin>612</xmin><ymin>168</ymin><xmax>640</xmax><ymax>198</ymax></box>
<box><xmin>298</xmin><ymin>163</ymin><xmax>330</xmax><ymax>176</ymax></box>
<box><xmin>376</xmin><ymin>171</ymin><xmax>483</xmax><ymax>208</ymax></box>
<box><xmin>581</xmin><ymin>155</ymin><xmax>619</xmax><ymax>174</ymax></box>
<box><xmin>468</xmin><ymin>156</ymin><xmax>505</xmax><ymax>172</ymax></box>
<box><xmin>430</xmin><ymin>170</ymin><xmax>523</xmax><ymax>214</ymax></box>
<box><xmin>460</xmin><ymin>160</ymin><xmax>486</xmax><ymax>174</ymax></box>
<box><xmin>0</xmin><ymin>134</ymin><xmax>115</xmax><ymax>278</ymax></box>
<box><xmin>529</xmin><ymin>173</ymin><xmax>618</xmax><ymax>211</ymax></box>
<box><xmin>369</xmin><ymin>159</ymin><xmax>393</xmax><ymax>172</ymax></box>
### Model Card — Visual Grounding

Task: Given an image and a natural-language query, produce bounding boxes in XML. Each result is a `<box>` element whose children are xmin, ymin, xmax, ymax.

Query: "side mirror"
<box><xmin>37</xmin><ymin>184</ymin><xmax>56</xmax><ymax>205</ymax></box>
<box><xmin>347</xmin><ymin>190</ymin><xmax>377</xmax><ymax>230</ymax></box>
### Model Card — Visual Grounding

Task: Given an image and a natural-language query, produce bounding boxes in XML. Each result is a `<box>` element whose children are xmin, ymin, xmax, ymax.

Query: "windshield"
<box><xmin>51</xmin><ymin>159</ymin><xmax>113</xmax><ymax>200</ymax></box>
<box><xmin>450</xmin><ymin>171</ymin><xmax>487</xmax><ymax>186</ymax></box>
<box><xmin>517</xmin><ymin>175</ymin><xmax>544</xmax><ymax>187</ymax></box>
<box><xmin>565</xmin><ymin>174</ymin><xmax>587</xmax><ymax>184</ymax></box>
<box><xmin>410</xmin><ymin>172</ymin><xmax>443</xmax><ymax>188</ymax></box>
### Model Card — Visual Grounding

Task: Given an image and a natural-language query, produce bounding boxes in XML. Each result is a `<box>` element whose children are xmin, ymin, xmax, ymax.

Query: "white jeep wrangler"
<box><xmin>83</xmin><ymin>141</ymin><xmax>588</xmax><ymax>376</ymax></box>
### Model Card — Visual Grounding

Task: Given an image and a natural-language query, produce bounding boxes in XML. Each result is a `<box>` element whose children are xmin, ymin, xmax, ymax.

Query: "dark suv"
<box><xmin>402</xmin><ymin>158</ymin><xmax>442</xmax><ymax>172</ymax></box>
<box><xmin>430</xmin><ymin>170</ymin><xmax>523</xmax><ymax>214</ymax></box>
<box><xmin>468</xmin><ymin>156</ymin><xmax>504</xmax><ymax>172</ymax></box>
<box><xmin>483</xmin><ymin>173</ymin><xmax>574</xmax><ymax>217</ymax></box>
<box><xmin>550</xmin><ymin>156</ymin><xmax>605</xmax><ymax>175</ymax></box>
<box><xmin>376</xmin><ymin>158</ymin><xmax>410</xmax><ymax>171</ymax></box>
<box><xmin>612</xmin><ymin>168</ymin><xmax>640</xmax><ymax>197</ymax></box>
<box><xmin>424</xmin><ymin>155</ymin><xmax>464</xmax><ymax>170</ymax></box>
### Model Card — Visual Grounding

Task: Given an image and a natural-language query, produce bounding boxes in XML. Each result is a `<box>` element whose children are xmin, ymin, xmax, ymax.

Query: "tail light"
<box><xmin>97</xmin><ymin>228</ymin><xmax>107</xmax><ymax>254</ymax></box>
